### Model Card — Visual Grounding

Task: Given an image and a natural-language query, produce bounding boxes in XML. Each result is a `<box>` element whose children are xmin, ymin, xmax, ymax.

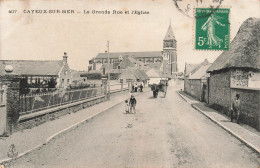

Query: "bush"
<box><xmin>81</xmin><ymin>73</ymin><xmax>102</xmax><ymax>80</ymax></box>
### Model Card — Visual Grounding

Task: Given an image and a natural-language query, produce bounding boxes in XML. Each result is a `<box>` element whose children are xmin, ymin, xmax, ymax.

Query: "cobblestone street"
<box><xmin>11</xmin><ymin>86</ymin><xmax>260</xmax><ymax>168</ymax></box>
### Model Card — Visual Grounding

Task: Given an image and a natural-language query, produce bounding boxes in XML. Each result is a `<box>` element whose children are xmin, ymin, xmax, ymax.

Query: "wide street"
<box><xmin>12</xmin><ymin>86</ymin><xmax>260</xmax><ymax>168</ymax></box>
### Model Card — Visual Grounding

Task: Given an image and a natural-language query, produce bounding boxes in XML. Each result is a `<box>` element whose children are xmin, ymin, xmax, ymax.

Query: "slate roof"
<box><xmin>207</xmin><ymin>18</ymin><xmax>260</xmax><ymax>72</ymax></box>
<box><xmin>0</xmin><ymin>60</ymin><xmax>64</xmax><ymax>76</ymax></box>
<box><xmin>95</xmin><ymin>51</ymin><xmax>163</xmax><ymax>59</ymax></box>
<box><xmin>164</xmin><ymin>24</ymin><xmax>176</xmax><ymax>41</ymax></box>
<box><xmin>189</xmin><ymin>64</ymin><xmax>212</xmax><ymax>80</ymax></box>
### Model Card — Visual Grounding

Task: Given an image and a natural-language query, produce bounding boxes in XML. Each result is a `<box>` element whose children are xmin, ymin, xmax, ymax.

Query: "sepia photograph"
<box><xmin>0</xmin><ymin>0</ymin><xmax>259</xmax><ymax>167</ymax></box>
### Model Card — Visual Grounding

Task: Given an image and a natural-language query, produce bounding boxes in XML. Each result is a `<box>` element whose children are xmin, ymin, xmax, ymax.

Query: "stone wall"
<box><xmin>231</xmin><ymin>88</ymin><xmax>260</xmax><ymax>131</ymax></box>
<box><xmin>15</xmin><ymin>96</ymin><xmax>106</xmax><ymax>132</ymax></box>
<box><xmin>184</xmin><ymin>78</ymin><xmax>205</xmax><ymax>101</ymax></box>
<box><xmin>208</xmin><ymin>70</ymin><xmax>231</xmax><ymax>115</ymax></box>
<box><xmin>209</xmin><ymin>70</ymin><xmax>260</xmax><ymax>130</ymax></box>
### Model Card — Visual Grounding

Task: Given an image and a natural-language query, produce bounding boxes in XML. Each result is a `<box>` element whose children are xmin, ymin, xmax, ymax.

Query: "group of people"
<box><xmin>131</xmin><ymin>83</ymin><xmax>143</xmax><ymax>93</ymax></box>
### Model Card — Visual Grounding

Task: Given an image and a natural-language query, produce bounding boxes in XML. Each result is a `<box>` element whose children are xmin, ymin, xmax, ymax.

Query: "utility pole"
<box><xmin>107</xmin><ymin>41</ymin><xmax>110</xmax><ymax>100</ymax></box>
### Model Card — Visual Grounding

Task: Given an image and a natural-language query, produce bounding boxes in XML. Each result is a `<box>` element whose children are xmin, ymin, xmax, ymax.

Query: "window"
<box><xmin>67</xmin><ymin>79</ymin><xmax>70</xmax><ymax>83</ymax></box>
<box><xmin>62</xmin><ymin>79</ymin><xmax>64</xmax><ymax>83</ymax></box>
<box><xmin>118</xmin><ymin>66</ymin><xmax>120</xmax><ymax>69</ymax></box>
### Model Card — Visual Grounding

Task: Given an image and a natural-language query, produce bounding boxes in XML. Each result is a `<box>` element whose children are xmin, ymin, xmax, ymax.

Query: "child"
<box><xmin>125</xmin><ymin>99</ymin><xmax>130</xmax><ymax>114</ymax></box>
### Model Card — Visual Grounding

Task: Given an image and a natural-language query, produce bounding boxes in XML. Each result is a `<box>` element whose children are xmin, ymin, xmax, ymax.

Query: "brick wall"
<box><xmin>209</xmin><ymin>70</ymin><xmax>231</xmax><ymax>115</ymax></box>
<box><xmin>231</xmin><ymin>88</ymin><xmax>260</xmax><ymax>131</ymax></box>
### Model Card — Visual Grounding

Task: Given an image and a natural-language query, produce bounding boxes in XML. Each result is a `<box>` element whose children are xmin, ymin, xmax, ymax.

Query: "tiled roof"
<box><xmin>0</xmin><ymin>60</ymin><xmax>63</xmax><ymax>76</ymax></box>
<box><xmin>146</xmin><ymin>68</ymin><xmax>162</xmax><ymax>78</ymax></box>
<box><xmin>119</xmin><ymin>67</ymin><xmax>149</xmax><ymax>81</ymax></box>
<box><xmin>118</xmin><ymin>57</ymin><xmax>135</xmax><ymax>69</ymax></box>
<box><xmin>185</xmin><ymin>59</ymin><xmax>210</xmax><ymax>76</ymax></box>
<box><xmin>189</xmin><ymin>64</ymin><xmax>212</xmax><ymax>80</ymax></box>
<box><xmin>207</xmin><ymin>18</ymin><xmax>260</xmax><ymax>72</ymax></box>
<box><xmin>184</xmin><ymin>63</ymin><xmax>200</xmax><ymax>76</ymax></box>
<box><xmin>164</xmin><ymin>25</ymin><xmax>176</xmax><ymax>41</ymax></box>
<box><xmin>96</xmin><ymin>51</ymin><xmax>163</xmax><ymax>59</ymax></box>
<box><xmin>99</xmin><ymin>63</ymin><xmax>114</xmax><ymax>71</ymax></box>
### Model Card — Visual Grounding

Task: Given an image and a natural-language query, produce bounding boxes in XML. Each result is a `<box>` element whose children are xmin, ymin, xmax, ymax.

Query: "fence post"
<box><xmin>1</xmin><ymin>75</ymin><xmax>20</xmax><ymax>136</ymax></box>
<box><xmin>101</xmin><ymin>78</ymin><xmax>108</xmax><ymax>100</ymax></box>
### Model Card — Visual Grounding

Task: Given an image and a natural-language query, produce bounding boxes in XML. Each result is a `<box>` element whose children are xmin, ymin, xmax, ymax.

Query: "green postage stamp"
<box><xmin>195</xmin><ymin>8</ymin><xmax>230</xmax><ymax>50</ymax></box>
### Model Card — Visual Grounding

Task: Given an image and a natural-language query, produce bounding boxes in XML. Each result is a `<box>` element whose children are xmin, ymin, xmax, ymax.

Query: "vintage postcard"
<box><xmin>0</xmin><ymin>0</ymin><xmax>260</xmax><ymax>167</ymax></box>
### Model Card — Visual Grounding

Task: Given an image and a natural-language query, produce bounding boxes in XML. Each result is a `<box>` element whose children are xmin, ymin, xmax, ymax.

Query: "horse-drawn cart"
<box><xmin>150</xmin><ymin>80</ymin><xmax>168</xmax><ymax>98</ymax></box>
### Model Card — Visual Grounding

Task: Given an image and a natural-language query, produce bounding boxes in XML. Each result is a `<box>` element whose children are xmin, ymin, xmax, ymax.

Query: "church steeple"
<box><xmin>164</xmin><ymin>23</ymin><xmax>176</xmax><ymax>41</ymax></box>
<box><xmin>162</xmin><ymin>21</ymin><xmax>178</xmax><ymax>75</ymax></box>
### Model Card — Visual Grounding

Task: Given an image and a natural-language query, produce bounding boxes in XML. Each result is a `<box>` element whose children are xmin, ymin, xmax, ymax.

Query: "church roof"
<box><xmin>164</xmin><ymin>24</ymin><xmax>176</xmax><ymax>41</ymax></box>
<box><xmin>95</xmin><ymin>51</ymin><xmax>162</xmax><ymax>59</ymax></box>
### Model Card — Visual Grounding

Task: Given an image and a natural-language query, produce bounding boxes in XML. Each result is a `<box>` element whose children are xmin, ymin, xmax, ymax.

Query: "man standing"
<box><xmin>231</xmin><ymin>94</ymin><xmax>241</xmax><ymax>124</ymax></box>
<box><xmin>140</xmin><ymin>84</ymin><xmax>143</xmax><ymax>92</ymax></box>
<box><xmin>129</xmin><ymin>95</ymin><xmax>137</xmax><ymax>113</ymax></box>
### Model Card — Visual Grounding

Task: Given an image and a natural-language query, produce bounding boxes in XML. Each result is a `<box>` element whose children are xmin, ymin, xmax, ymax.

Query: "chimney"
<box><xmin>63</xmin><ymin>52</ymin><xmax>68</xmax><ymax>63</ymax></box>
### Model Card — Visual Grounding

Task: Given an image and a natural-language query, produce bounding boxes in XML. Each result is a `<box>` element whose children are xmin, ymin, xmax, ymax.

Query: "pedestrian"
<box><xmin>125</xmin><ymin>99</ymin><xmax>130</xmax><ymax>114</ymax></box>
<box><xmin>140</xmin><ymin>84</ymin><xmax>143</xmax><ymax>92</ymax></box>
<box><xmin>129</xmin><ymin>95</ymin><xmax>137</xmax><ymax>113</ymax></box>
<box><xmin>132</xmin><ymin>84</ymin><xmax>135</xmax><ymax>93</ymax></box>
<box><xmin>230</xmin><ymin>94</ymin><xmax>241</xmax><ymax>124</ymax></box>
<box><xmin>134</xmin><ymin>83</ymin><xmax>138</xmax><ymax>92</ymax></box>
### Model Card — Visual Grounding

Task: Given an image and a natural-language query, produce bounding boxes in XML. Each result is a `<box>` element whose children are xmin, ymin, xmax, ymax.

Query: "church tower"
<box><xmin>162</xmin><ymin>22</ymin><xmax>177</xmax><ymax>75</ymax></box>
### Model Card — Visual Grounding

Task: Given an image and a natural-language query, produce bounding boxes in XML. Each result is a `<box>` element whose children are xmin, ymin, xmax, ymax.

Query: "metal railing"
<box><xmin>20</xmin><ymin>87</ymin><xmax>104</xmax><ymax>115</ymax></box>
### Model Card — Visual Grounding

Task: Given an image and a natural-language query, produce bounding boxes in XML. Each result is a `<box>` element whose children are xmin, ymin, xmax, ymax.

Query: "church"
<box><xmin>88</xmin><ymin>23</ymin><xmax>177</xmax><ymax>76</ymax></box>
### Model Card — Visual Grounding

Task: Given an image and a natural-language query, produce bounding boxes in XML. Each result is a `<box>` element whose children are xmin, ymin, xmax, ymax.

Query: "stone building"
<box><xmin>88</xmin><ymin>23</ymin><xmax>178</xmax><ymax>76</ymax></box>
<box><xmin>207</xmin><ymin>18</ymin><xmax>260</xmax><ymax>130</ymax></box>
<box><xmin>184</xmin><ymin>59</ymin><xmax>211</xmax><ymax>101</ymax></box>
<box><xmin>0</xmin><ymin>53</ymin><xmax>72</xmax><ymax>93</ymax></box>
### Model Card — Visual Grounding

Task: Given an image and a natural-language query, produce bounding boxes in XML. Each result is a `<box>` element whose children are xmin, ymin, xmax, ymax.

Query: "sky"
<box><xmin>0</xmin><ymin>0</ymin><xmax>259</xmax><ymax>71</ymax></box>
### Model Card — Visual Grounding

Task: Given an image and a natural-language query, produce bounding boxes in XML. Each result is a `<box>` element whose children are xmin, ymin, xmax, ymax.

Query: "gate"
<box><xmin>0</xmin><ymin>84</ymin><xmax>6</xmax><ymax>135</ymax></box>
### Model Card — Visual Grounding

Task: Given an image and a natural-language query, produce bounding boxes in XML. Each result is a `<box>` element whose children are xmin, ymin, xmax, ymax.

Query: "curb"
<box><xmin>177</xmin><ymin>91</ymin><xmax>260</xmax><ymax>155</ymax></box>
<box><xmin>0</xmin><ymin>89</ymin><xmax>148</xmax><ymax>165</ymax></box>
<box><xmin>176</xmin><ymin>91</ymin><xmax>188</xmax><ymax>102</ymax></box>
<box><xmin>191</xmin><ymin>104</ymin><xmax>260</xmax><ymax>155</ymax></box>
<box><xmin>0</xmin><ymin>101</ymin><xmax>122</xmax><ymax>165</ymax></box>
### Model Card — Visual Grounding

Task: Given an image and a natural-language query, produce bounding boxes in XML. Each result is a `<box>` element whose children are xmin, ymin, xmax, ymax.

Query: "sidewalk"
<box><xmin>177</xmin><ymin>91</ymin><xmax>260</xmax><ymax>155</ymax></box>
<box><xmin>0</xmin><ymin>89</ymin><xmax>147</xmax><ymax>164</ymax></box>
